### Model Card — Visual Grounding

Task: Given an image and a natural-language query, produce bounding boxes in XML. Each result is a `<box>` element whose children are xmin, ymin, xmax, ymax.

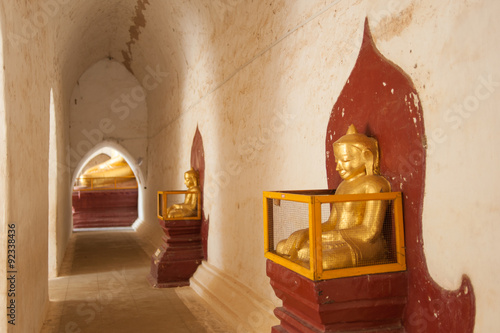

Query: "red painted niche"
<box><xmin>325</xmin><ymin>19</ymin><xmax>475</xmax><ymax>332</ymax></box>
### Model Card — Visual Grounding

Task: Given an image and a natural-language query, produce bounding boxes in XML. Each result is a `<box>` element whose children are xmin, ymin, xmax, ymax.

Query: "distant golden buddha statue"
<box><xmin>276</xmin><ymin>124</ymin><xmax>391</xmax><ymax>269</ymax></box>
<box><xmin>78</xmin><ymin>155</ymin><xmax>135</xmax><ymax>188</ymax></box>
<box><xmin>166</xmin><ymin>168</ymin><xmax>200</xmax><ymax>218</ymax></box>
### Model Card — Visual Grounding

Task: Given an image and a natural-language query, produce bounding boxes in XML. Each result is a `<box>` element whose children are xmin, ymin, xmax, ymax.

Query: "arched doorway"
<box><xmin>71</xmin><ymin>143</ymin><xmax>145</xmax><ymax>230</ymax></box>
<box><xmin>72</xmin><ymin>148</ymin><xmax>138</xmax><ymax>229</ymax></box>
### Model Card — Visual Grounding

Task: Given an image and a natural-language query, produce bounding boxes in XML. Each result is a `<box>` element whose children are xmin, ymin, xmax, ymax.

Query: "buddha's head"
<box><xmin>184</xmin><ymin>168</ymin><xmax>199</xmax><ymax>187</ymax></box>
<box><xmin>333</xmin><ymin>124</ymin><xmax>380</xmax><ymax>180</ymax></box>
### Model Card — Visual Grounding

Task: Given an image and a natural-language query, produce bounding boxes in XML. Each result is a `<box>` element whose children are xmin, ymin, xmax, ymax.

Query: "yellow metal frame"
<box><xmin>157</xmin><ymin>190</ymin><xmax>202</xmax><ymax>220</ymax></box>
<box><xmin>263</xmin><ymin>190</ymin><xmax>406</xmax><ymax>281</ymax></box>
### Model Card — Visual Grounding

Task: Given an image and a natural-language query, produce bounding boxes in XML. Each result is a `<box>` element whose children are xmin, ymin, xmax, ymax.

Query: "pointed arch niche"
<box><xmin>267</xmin><ymin>19</ymin><xmax>475</xmax><ymax>333</ymax></box>
<box><xmin>323</xmin><ymin>20</ymin><xmax>475</xmax><ymax>332</ymax></box>
<box><xmin>70</xmin><ymin>142</ymin><xmax>146</xmax><ymax>230</ymax></box>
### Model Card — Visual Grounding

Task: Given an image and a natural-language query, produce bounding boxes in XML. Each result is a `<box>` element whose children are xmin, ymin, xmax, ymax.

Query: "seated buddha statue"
<box><xmin>166</xmin><ymin>168</ymin><xmax>200</xmax><ymax>218</ymax></box>
<box><xmin>276</xmin><ymin>124</ymin><xmax>391</xmax><ymax>269</ymax></box>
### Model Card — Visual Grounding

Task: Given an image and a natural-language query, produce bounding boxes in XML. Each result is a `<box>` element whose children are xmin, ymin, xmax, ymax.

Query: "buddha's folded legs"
<box><xmin>296</xmin><ymin>241</ymin><xmax>354</xmax><ymax>270</ymax></box>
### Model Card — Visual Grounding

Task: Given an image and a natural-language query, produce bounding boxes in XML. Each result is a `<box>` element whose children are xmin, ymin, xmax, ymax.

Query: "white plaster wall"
<box><xmin>48</xmin><ymin>89</ymin><xmax>58</xmax><ymax>277</ymax></box>
<box><xmin>78</xmin><ymin>153</ymin><xmax>112</xmax><ymax>175</ymax></box>
<box><xmin>374</xmin><ymin>1</ymin><xmax>500</xmax><ymax>331</ymax></box>
<box><xmin>139</xmin><ymin>1</ymin><xmax>369</xmax><ymax>330</ymax></box>
<box><xmin>69</xmin><ymin>59</ymin><xmax>148</xmax><ymax>178</ymax></box>
<box><xmin>141</xmin><ymin>0</ymin><xmax>500</xmax><ymax>331</ymax></box>
<box><xmin>0</xmin><ymin>1</ymin><xmax>52</xmax><ymax>331</ymax></box>
<box><xmin>361</xmin><ymin>1</ymin><xmax>500</xmax><ymax>331</ymax></box>
<box><xmin>50</xmin><ymin>79</ymin><xmax>73</xmax><ymax>279</ymax></box>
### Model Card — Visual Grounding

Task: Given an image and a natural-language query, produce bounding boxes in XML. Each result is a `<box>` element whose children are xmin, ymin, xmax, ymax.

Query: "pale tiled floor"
<box><xmin>41</xmin><ymin>230</ymin><xmax>233</xmax><ymax>333</ymax></box>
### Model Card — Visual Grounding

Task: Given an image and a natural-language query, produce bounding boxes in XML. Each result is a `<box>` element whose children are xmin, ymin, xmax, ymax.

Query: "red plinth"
<box><xmin>72</xmin><ymin>189</ymin><xmax>138</xmax><ymax>228</ymax></box>
<box><xmin>147</xmin><ymin>218</ymin><xmax>204</xmax><ymax>288</ymax></box>
<box><xmin>267</xmin><ymin>260</ymin><xmax>408</xmax><ymax>333</ymax></box>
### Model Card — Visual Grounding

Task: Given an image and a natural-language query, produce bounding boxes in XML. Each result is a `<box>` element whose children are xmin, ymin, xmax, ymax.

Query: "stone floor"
<box><xmin>41</xmin><ymin>230</ymin><xmax>233</xmax><ymax>333</ymax></box>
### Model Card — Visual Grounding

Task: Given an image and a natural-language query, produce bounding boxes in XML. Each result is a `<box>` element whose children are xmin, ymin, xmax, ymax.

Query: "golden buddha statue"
<box><xmin>166</xmin><ymin>168</ymin><xmax>200</xmax><ymax>218</ymax></box>
<box><xmin>276</xmin><ymin>124</ymin><xmax>391</xmax><ymax>269</ymax></box>
<box><xmin>77</xmin><ymin>155</ymin><xmax>135</xmax><ymax>188</ymax></box>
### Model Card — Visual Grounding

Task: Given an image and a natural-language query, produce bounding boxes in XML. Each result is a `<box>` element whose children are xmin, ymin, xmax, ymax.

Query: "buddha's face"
<box><xmin>184</xmin><ymin>173</ymin><xmax>196</xmax><ymax>187</ymax></box>
<box><xmin>333</xmin><ymin>143</ymin><xmax>367</xmax><ymax>180</ymax></box>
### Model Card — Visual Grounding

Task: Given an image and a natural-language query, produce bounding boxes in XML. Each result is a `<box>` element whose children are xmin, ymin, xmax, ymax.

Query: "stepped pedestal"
<box><xmin>147</xmin><ymin>218</ymin><xmax>203</xmax><ymax>288</ymax></box>
<box><xmin>267</xmin><ymin>260</ymin><xmax>408</xmax><ymax>333</ymax></box>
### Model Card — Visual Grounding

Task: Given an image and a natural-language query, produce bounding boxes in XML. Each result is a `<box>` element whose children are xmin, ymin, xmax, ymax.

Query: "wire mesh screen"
<box><xmin>166</xmin><ymin>193</ymin><xmax>187</xmax><ymax>208</ymax></box>
<box><xmin>320</xmin><ymin>199</ymin><xmax>397</xmax><ymax>271</ymax></box>
<box><xmin>264</xmin><ymin>191</ymin><xmax>405</xmax><ymax>280</ymax></box>
<box><xmin>383</xmin><ymin>200</ymin><xmax>397</xmax><ymax>263</ymax></box>
<box><xmin>267</xmin><ymin>198</ymin><xmax>311</xmax><ymax>268</ymax></box>
<box><xmin>158</xmin><ymin>191</ymin><xmax>201</xmax><ymax>220</ymax></box>
<box><xmin>158</xmin><ymin>193</ymin><xmax>164</xmax><ymax>218</ymax></box>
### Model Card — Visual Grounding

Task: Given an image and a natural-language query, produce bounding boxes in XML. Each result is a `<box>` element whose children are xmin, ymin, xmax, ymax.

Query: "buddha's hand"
<box><xmin>322</xmin><ymin>230</ymin><xmax>343</xmax><ymax>243</ymax></box>
<box><xmin>276</xmin><ymin>229</ymin><xmax>309</xmax><ymax>257</ymax></box>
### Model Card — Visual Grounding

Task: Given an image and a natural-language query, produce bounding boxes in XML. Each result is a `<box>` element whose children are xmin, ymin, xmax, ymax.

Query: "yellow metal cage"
<box><xmin>263</xmin><ymin>190</ymin><xmax>406</xmax><ymax>281</ymax></box>
<box><xmin>157</xmin><ymin>191</ymin><xmax>202</xmax><ymax>220</ymax></box>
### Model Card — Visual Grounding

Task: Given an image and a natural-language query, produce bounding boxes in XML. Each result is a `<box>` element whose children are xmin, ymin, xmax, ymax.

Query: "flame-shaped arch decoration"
<box><xmin>325</xmin><ymin>19</ymin><xmax>475</xmax><ymax>332</ymax></box>
<box><xmin>191</xmin><ymin>126</ymin><xmax>208</xmax><ymax>260</ymax></box>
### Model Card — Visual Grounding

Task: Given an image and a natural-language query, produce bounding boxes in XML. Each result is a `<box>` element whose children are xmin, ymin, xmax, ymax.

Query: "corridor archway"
<box><xmin>72</xmin><ymin>146</ymin><xmax>139</xmax><ymax>229</ymax></box>
<box><xmin>70</xmin><ymin>142</ymin><xmax>146</xmax><ymax>230</ymax></box>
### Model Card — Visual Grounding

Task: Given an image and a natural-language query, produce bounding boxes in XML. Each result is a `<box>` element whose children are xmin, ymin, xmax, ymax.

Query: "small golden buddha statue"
<box><xmin>276</xmin><ymin>124</ymin><xmax>391</xmax><ymax>269</ymax></box>
<box><xmin>166</xmin><ymin>168</ymin><xmax>200</xmax><ymax>218</ymax></box>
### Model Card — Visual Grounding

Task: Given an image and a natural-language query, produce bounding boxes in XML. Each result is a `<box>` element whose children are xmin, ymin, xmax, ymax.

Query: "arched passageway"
<box><xmin>72</xmin><ymin>148</ymin><xmax>139</xmax><ymax>229</ymax></box>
